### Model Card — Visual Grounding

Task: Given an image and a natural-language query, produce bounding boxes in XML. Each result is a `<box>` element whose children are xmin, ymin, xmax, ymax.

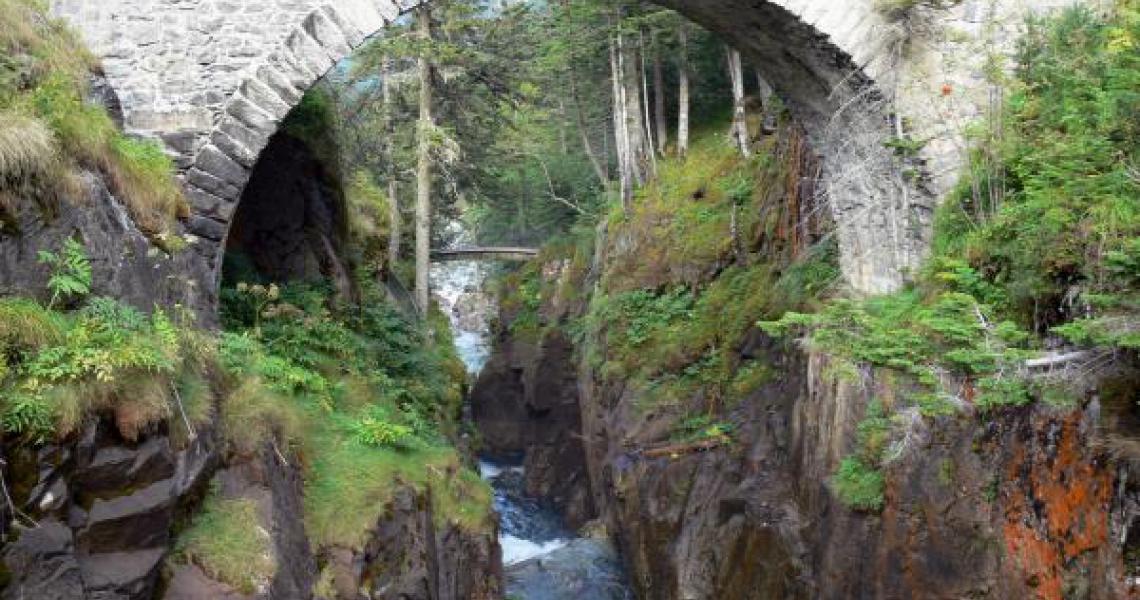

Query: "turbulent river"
<box><xmin>431</xmin><ymin>245</ymin><xmax>633</xmax><ymax>600</ymax></box>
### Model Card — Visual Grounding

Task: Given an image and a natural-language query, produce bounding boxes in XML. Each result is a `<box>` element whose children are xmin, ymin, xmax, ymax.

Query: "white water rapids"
<box><xmin>431</xmin><ymin>226</ymin><xmax>631</xmax><ymax>599</ymax></box>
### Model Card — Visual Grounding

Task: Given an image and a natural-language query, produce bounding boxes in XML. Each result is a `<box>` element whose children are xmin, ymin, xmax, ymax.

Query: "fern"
<box><xmin>38</xmin><ymin>237</ymin><xmax>91</xmax><ymax>308</ymax></box>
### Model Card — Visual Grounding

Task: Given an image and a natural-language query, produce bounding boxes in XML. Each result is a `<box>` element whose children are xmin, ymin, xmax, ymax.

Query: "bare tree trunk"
<box><xmin>415</xmin><ymin>6</ymin><xmax>433</xmax><ymax>316</ymax></box>
<box><xmin>639</xmin><ymin>29</ymin><xmax>658</xmax><ymax>177</ymax></box>
<box><xmin>381</xmin><ymin>55</ymin><xmax>400</xmax><ymax>273</ymax></box>
<box><xmin>557</xmin><ymin>98</ymin><xmax>569</xmax><ymax>155</ymax></box>
<box><xmin>727</xmin><ymin>46</ymin><xmax>750</xmax><ymax>158</ymax></box>
<box><xmin>569</xmin><ymin>68</ymin><xmax>610</xmax><ymax>188</ymax></box>
<box><xmin>620</xmin><ymin>30</ymin><xmax>650</xmax><ymax>186</ymax></box>
<box><xmin>387</xmin><ymin>179</ymin><xmax>399</xmax><ymax>270</ymax></box>
<box><xmin>677</xmin><ymin>21</ymin><xmax>690</xmax><ymax>159</ymax></box>
<box><xmin>610</xmin><ymin>28</ymin><xmax>633</xmax><ymax>206</ymax></box>
<box><xmin>653</xmin><ymin>30</ymin><xmax>668</xmax><ymax>155</ymax></box>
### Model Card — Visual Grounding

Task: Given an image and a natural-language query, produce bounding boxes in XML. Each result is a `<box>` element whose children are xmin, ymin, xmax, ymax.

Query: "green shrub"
<box><xmin>38</xmin><ymin>237</ymin><xmax>91</xmax><ymax>308</ymax></box>
<box><xmin>0</xmin><ymin>295</ymin><xmax>208</xmax><ymax>442</ymax></box>
<box><xmin>833</xmin><ymin>457</ymin><xmax>885</xmax><ymax>512</ymax></box>
<box><xmin>351</xmin><ymin>406</ymin><xmax>416</xmax><ymax>449</ymax></box>
<box><xmin>215</xmin><ymin>277</ymin><xmax>485</xmax><ymax>548</ymax></box>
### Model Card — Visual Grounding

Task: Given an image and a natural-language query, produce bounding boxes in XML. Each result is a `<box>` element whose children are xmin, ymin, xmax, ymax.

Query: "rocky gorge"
<box><xmin>2</xmin><ymin>0</ymin><xmax>1140</xmax><ymax>598</ymax></box>
<box><xmin>471</xmin><ymin>223</ymin><xmax>1140</xmax><ymax>600</ymax></box>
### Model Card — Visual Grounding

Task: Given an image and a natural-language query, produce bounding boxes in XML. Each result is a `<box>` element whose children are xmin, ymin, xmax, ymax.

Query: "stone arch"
<box><xmin>59</xmin><ymin>0</ymin><xmax>1027</xmax><ymax>308</ymax></box>
<box><xmin>171</xmin><ymin>0</ymin><xmax>924</xmax><ymax>301</ymax></box>
<box><xmin>177</xmin><ymin>1</ymin><xmax>430</xmax><ymax>290</ymax></box>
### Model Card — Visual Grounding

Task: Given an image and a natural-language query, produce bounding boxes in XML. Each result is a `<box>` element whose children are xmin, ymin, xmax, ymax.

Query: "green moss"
<box><xmin>670</xmin><ymin>413</ymin><xmax>734</xmax><ymax>444</ymax></box>
<box><xmin>303</xmin><ymin>419</ymin><xmax>491</xmax><ymax>547</ymax></box>
<box><xmin>938</xmin><ymin>458</ymin><xmax>956</xmax><ymax>486</ymax></box>
<box><xmin>177</xmin><ymin>489</ymin><xmax>274</xmax><ymax>594</ymax></box>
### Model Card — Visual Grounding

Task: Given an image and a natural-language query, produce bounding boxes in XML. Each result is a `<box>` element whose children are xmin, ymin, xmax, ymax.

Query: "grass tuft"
<box><xmin>178</xmin><ymin>489</ymin><xmax>275</xmax><ymax>595</ymax></box>
<box><xmin>832</xmin><ymin>457</ymin><xmax>885</xmax><ymax>512</ymax></box>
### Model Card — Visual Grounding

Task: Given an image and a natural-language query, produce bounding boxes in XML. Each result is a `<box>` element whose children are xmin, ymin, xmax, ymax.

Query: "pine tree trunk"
<box><xmin>620</xmin><ymin>30</ymin><xmax>650</xmax><ymax>186</ymax></box>
<box><xmin>677</xmin><ymin>22</ymin><xmax>690</xmax><ymax>159</ymax></box>
<box><xmin>557</xmin><ymin>98</ymin><xmax>569</xmax><ymax>155</ymax></box>
<box><xmin>381</xmin><ymin>55</ymin><xmax>400</xmax><ymax>274</ymax></box>
<box><xmin>610</xmin><ymin>29</ymin><xmax>633</xmax><ymax>206</ymax></box>
<box><xmin>727</xmin><ymin>46</ymin><xmax>750</xmax><ymax>158</ymax></box>
<box><xmin>414</xmin><ymin>6</ymin><xmax>433</xmax><ymax>317</ymax></box>
<box><xmin>387</xmin><ymin>178</ymin><xmax>399</xmax><ymax>270</ymax></box>
<box><xmin>653</xmin><ymin>30</ymin><xmax>668</xmax><ymax>155</ymax></box>
<box><xmin>639</xmin><ymin>29</ymin><xmax>658</xmax><ymax>177</ymax></box>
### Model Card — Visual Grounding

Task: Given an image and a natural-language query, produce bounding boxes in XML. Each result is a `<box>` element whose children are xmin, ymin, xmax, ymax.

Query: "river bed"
<box><xmin>431</xmin><ymin>252</ymin><xmax>632</xmax><ymax>600</ymax></box>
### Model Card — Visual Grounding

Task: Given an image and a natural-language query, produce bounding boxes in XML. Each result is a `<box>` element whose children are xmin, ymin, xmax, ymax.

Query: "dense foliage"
<box><xmin>937</xmin><ymin>4</ymin><xmax>1140</xmax><ymax>343</ymax></box>
<box><xmin>0</xmin><ymin>240</ymin><xmax>211</xmax><ymax>444</ymax></box>
<box><xmin>497</xmin><ymin>118</ymin><xmax>837</xmax><ymax>447</ymax></box>
<box><xmin>327</xmin><ymin>0</ymin><xmax>749</xmax><ymax>255</ymax></box>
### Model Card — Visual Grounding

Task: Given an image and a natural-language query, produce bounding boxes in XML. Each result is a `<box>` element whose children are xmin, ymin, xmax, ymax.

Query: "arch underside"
<box><xmin>57</xmin><ymin>0</ymin><xmax>933</xmax><ymax>312</ymax></box>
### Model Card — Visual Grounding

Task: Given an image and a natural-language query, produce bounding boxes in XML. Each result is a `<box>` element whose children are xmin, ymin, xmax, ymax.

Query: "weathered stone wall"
<box><xmin>50</xmin><ymin>0</ymin><xmax>1103</xmax><ymax>300</ymax></box>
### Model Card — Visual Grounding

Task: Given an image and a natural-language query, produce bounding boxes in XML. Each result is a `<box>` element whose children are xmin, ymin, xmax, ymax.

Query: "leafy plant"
<box><xmin>351</xmin><ymin>410</ymin><xmax>416</xmax><ymax>449</ymax></box>
<box><xmin>0</xmin><ymin>295</ymin><xmax>207</xmax><ymax>442</ymax></box>
<box><xmin>38</xmin><ymin>237</ymin><xmax>91</xmax><ymax>308</ymax></box>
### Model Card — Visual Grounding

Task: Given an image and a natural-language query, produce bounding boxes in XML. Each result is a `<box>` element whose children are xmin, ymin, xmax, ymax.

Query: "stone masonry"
<box><xmin>49</xmin><ymin>0</ymin><xmax>1099</xmax><ymax>298</ymax></box>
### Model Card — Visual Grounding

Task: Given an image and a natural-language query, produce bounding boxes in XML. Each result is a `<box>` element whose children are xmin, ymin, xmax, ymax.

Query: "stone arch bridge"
<box><xmin>50</xmin><ymin>0</ymin><xmax>1077</xmax><ymax>307</ymax></box>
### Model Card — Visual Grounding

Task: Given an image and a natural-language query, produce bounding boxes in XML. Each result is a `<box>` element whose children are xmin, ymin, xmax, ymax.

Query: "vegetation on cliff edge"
<box><xmin>763</xmin><ymin>4</ymin><xmax>1140</xmax><ymax>511</ymax></box>
<box><xmin>0</xmin><ymin>0</ymin><xmax>187</xmax><ymax>242</ymax></box>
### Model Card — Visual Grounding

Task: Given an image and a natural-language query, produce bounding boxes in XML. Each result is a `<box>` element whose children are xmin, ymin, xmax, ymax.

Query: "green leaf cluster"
<box><xmin>0</xmin><ymin>295</ymin><xmax>209</xmax><ymax>443</ymax></box>
<box><xmin>37</xmin><ymin>237</ymin><xmax>91</xmax><ymax>308</ymax></box>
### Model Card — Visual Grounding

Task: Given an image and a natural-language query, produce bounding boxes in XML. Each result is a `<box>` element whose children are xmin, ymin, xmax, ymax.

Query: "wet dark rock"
<box><xmin>471</xmin><ymin>320</ymin><xmax>594</xmax><ymax>528</ymax></box>
<box><xmin>322</xmin><ymin>485</ymin><xmax>501</xmax><ymax>600</ymax></box>
<box><xmin>505</xmin><ymin>538</ymin><xmax>632</xmax><ymax>600</ymax></box>
<box><xmin>80</xmin><ymin>548</ymin><xmax>167</xmax><ymax>599</ymax></box>
<box><xmin>164</xmin><ymin>564</ymin><xmax>251</xmax><ymax>600</ymax></box>
<box><xmin>2</xmin><ymin>419</ymin><xmax>219</xmax><ymax>600</ymax></box>
<box><xmin>0</xmin><ymin>171</ymin><xmax>215</xmax><ymax>321</ymax></box>
<box><xmin>77</xmin><ymin>479</ymin><xmax>176</xmax><ymax>553</ymax></box>
<box><xmin>1</xmin><ymin>520</ymin><xmax>85</xmax><ymax>600</ymax></box>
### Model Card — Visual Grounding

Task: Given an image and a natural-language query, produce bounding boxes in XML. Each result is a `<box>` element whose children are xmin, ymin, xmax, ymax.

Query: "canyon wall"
<box><xmin>474</xmin><ymin>236</ymin><xmax>1140</xmax><ymax>600</ymax></box>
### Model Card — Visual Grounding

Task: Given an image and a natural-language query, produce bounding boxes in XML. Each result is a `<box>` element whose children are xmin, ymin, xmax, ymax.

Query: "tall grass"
<box><xmin>177</xmin><ymin>490</ymin><xmax>275</xmax><ymax>594</ymax></box>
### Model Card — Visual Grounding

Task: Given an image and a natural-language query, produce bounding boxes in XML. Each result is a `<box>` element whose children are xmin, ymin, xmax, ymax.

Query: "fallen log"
<box><xmin>1024</xmin><ymin>350</ymin><xmax>1094</xmax><ymax>370</ymax></box>
<box><xmin>640</xmin><ymin>438</ymin><xmax>724</xmax><ymax>459</ymax></box>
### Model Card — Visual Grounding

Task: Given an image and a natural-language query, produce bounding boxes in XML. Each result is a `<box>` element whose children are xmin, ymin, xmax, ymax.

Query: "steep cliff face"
<box><xmin>317</xmin><ymin>486</ymin><xmax>501</xmax><ymax>600</ymax></box>
<box><xmin>477</xmin><ymin>242</ymin><xmax>1140</xmax><ymax>600</ymax></box>
<box><xmin>599</xmin><ymin>355</ymin><xmax>1137</xmax><ymax>599</ymax></box>
<box><xmin>0</xmin><ymin>142</ymin><xmax>498</xmax><ymax>600</ymax></box>
<box><xmin>2</xmin><ymin>418</ymin><xmax>216</xmax><ymax>600</ymax></box>
<box><xmin>471</xmin><ymin>261</ymin><xmax>596</xmax><ymax>529</ymax></box>
<box><xmin>0</xmin><ymin>171</ymin><xmax>214</xmax><ymax>319</ymax></box>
